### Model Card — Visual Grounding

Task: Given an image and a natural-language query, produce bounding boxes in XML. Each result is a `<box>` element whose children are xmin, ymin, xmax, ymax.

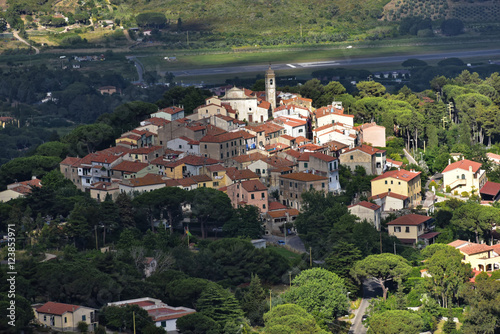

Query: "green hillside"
<box><xmin>383</xmin><ymin>0</ymin><xmax>500</xmax><ymax>23</ymax></box>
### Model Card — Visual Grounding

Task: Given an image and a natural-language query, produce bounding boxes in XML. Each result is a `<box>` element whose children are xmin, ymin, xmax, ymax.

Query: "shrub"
<box><xmin>445</xmin><ymin>185</ymin><xmax>451</xmax><ymax>193</ymax></box>
<box><xmin>461</xmin><ymin>191</ymin><xmax>469</xmax><ymax>197</ymax></box>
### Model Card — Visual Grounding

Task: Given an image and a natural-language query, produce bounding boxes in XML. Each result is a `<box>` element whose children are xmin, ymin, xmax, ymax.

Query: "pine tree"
<box><xmin>240</xmin><ymin>274</ymin><xmax>268</xmax><ymax>326</ymax></box>
<box><xmin>197</xmin><ymin>283</ymin><xmax>244</xmax><ymax>327</ymax></box>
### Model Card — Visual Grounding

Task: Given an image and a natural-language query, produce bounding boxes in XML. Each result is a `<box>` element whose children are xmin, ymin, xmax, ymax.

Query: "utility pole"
<box><xmin>289</xmin><ymin>272</ymin><xmax>292</xmax><ymax>287</ymax></box>
<box><xmin>393</xmin><ymin>242</ymin><xmax>396</xmax><ymax>255</ymax></box>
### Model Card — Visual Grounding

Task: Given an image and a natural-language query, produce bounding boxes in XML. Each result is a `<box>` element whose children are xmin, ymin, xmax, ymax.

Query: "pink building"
<box><xmin>226</xmin><ymin>179</ymin><xmax>268</xmax><ymax>213</ymax></box>
<box><xmin>356</xmin><ymin>123</ymin><xmax>386</xmax><ymax>147</ymax></box>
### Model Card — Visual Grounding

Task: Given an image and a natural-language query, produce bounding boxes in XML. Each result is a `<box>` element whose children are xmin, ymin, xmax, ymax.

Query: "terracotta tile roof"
<box><xmin>486</xmin><ymin>152</ymin><xmax>500</xmax><ymax>162</ymax></box>
<box><xmin>122</xmin><ymin>174</ymin><xmax>167</xmax><ymax>187</ymax></box>
<box><xmin>206</xmin><ymin>164</ymin><xmax>226</xmax><ymax>172</ymax></box>
<box><xmin>284</xmin><ymin>150</ymin><xmax>301</xmax><ymax>159</ymax></box>
<box><xmin>274</xmin><ymin>117</ymin><xmax>307</xmax><ymax>127</ymax></box>
<box><xmin>295</xmin><ymin>136</ymin><xmax>309</xmax><ymax>144</ymax></box>
<box><xmin>129</xmin><ymin>146</ymin><xmax>164</xmax><ymax>155</ymax></box>
<box><xmin>180</xmin><ymin>155</ymin><xmax>220</xmax><ymax>166</ymax></box>
<box><xmin>232</xmin><ymin>152</ymin><xmax>268</xmax><ymax>164</ymax></box>
<box><xmin>314</xmin><ymin>105</ymin><xmax>353</xmax><ymax>118</ymax></box>
<box><xmin>480</xmin><ymin>181</ymin><xmax>500</xmax><ymax>196</ymax></box>
<box><xmin>342</xmin><ymin>144</ymin><xmax>382</xmax><ymax>156</ymax></box>
<box><xmin>118</xmin><ymin>134</ymin><xmax>141</xmax><ymax>141</ymax></box>
<box><xmin>280</xmin><ymin>172</ymin><xmax>328</xmax><ymax>182</ymax></box>
<box><xmin>313</xmin><ymin>124</ymin><xmax>335</xmax><ymax>132</ymax></box>
<box><xmin>297</xmin><ymin>152</ymin><xmax>311</xmax><ymax>162</ymax></box>
<box><xmin>387</xmin><ymin>214</ymin><xmax>432</xmax><ymax>226</ymax></box>
<box><xmin>310</xmin><ymin>152</ymin><xmax>337</xmax><ymax>162</ymax></box>
<box><xmin>348</xmin><ymin>201</ymin><xmax>381</xmax><ymax>211</ymax></box>
<box><xmin>158</xmin><ymin>106</ymin><xmax>184</xmax><ymax>115</ymax></box>
<box><xmin>165</xmin><ymin>179</ymin><xmax>181</xmax><ymax>187</ymax></box>
<box><xmin>36</xmin><ymin>302</ymin><xmax>88</xmax><ymax>315</ymax></box>
<box><xmin>459</xmin><ymin>243</ymin><xmax>493</xmax><ymax>255</ymax></box>
<box><xmin>112</xmin><ymin>161</ymin><xmax>149</xmax><ymax>173</ymax></box>
<box><xmin>259</xmin><ymin>100</ymin><xmax>271</xmax><ymax>110</ymax></box>
<box><xmin>60</xmin><ymin>157</ymin><xmax>81</xmax><ymax>166</ymax></box>
<box><xmin>246</xmin><ymin>123</ymin><xmax>284</xmax><ymax>135</ymax></box>
<box><xmin>387</xmin><ymin>158</ymin><xmax>403</xmax><ymax>167</ymax></box>
<box><xmin>145</xmin><ymin>117</ymin><xmax>171</xmax><ymax>126</ymax></box>
<box><xmin>442</xmin><ymin>159</ymin><xmax>482</xmax><ymax>174</ymax></box>
<box><xmin>371</xmin><ymin>169</ymin><xmax>421</xmax><ymax>182</ymax></box>
<box><xmin>368</xmin><ymin>192</ymin><xmax>408</xmax><ymax>201</ymax></box>
<box><xmin>176</xmin><ymin>177</ymin><xmax>197</xmax><ymax>187</ymax></box>
<box><xmin>100</xmin><ymin>146</ymin><xmax>133</xmax><ymax>155</ymax></box>
<box><xmin>200</xmin><ymin>131</ymin><xmax>245</xmax><ymax>143</ymax></box>
<box><xmin>79</xmin><ymin>152</ymin><xmax>122</xmax><ymax>165</ymax></box>
<box><xmin>240</xmin><ymin>179</ymin><xmax>267</xmax><ymax>192</ymax></box>
<box><xmin>205</xmin><ymin>124</ymin><xmax>227</xmax><ymax>136</ymax></box>
<box><xmin>490</xmin><ymin>243</ymin><xmax>500</xmax><ymax>252</ymax></box>
<box><xmin>275</xmin><ymin>103</ymin><xmax>310</xmax><ymax>111</ymax></box>
<box><xmin>419</xmin><ymin>232</ymin><xmax>440</xmax><ymax>239</ymax></box>
<box><xmin>354</xmin><ymin>122</ymin><xmax>385</xmax><ymax>131</ymax></box>
<box><xmin>151</xmin><ymin>156</ymin><xmax>176</xmax><ymax>166</ymax></box>
<box><xmin>268</xmin><ymin>201</ymin><xmax>287</xmax><ymax>211</ymax></box>
<box><xmin>260</xmin><ymin>156</ymin><xmax>295</xmax><ymax>168</ymax></box>
<box><xmin>299</xmin><ymin>143</ymin><xmax>323</xmax><ymax>152</ymax></box>
<box><xmin>280</xmin><ymin>134</ymin><xmax>295</xmax><ymax>141</ymax></box>
<box><xmin>267</xmin><ymin>208</ymin><xmax>300</xmax><ymax>218</ymax></box>
<box><xmin>448</xmin><ymin>239</ymin><xmax>469</xmax><ymax>248</ymax></box>
<box><xmin>131</xmin><ymin>129</ymin><xmax>156</xmax><ymax>137</ymax></box>
<box><xmin>323</xmin><ymin>140</ymin><xmax>349</xmax><ymax>151</ymax></box>
<box><xmin>148</xmin><ymin>307</ymin><xmax>196</xmax><ymax>322</ymax></box>
<box><xmin>225</xmin><ymin>167</ymin><xmax>258</xmax><ymax>181</ymax></box>
<box><xmin>270</xmin><ymin>166</ymin><xmax>293</xmax><ymax>173</ymax></box>
<box><xmin>265</xmin><ymin>143</ymin><xmax>289</xmax><ymax>152</ymax></box>
<box><xmin>191</xmin><ymin>174</ymin><xmax>212</xmax><ymax>183</ymax></box>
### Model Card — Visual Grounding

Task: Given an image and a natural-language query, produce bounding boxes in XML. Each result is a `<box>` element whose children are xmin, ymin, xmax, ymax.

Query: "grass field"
<box><xmin>268</xmin><ymin>245</ymin><xmax>303</xmax><ymax>263</ymax></box>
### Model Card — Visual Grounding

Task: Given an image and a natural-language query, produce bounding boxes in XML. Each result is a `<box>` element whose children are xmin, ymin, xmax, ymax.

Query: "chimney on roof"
<box><xmin>398</xmin><ymin>167</ymin><xmax>400</xmax><ymax>171</ymax></box>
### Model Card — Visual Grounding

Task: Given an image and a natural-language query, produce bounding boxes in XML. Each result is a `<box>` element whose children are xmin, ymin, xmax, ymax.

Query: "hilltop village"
<box><xmin>3</xmin><ymin>67</ymin><xmax>500</xmax><ymax>334</ymax></box>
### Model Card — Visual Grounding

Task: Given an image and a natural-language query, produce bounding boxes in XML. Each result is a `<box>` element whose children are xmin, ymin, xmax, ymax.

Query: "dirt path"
<box><xmin>13</xmin><ymin>30</ymin><xmax>40</xmax><ymax>54</ymax></box>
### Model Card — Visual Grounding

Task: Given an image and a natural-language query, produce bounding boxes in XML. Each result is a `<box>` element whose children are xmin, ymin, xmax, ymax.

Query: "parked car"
<box><xmin>278</xmin><ymin>240</ymin><xmax>285</xmax><ymax>245</ymax></box>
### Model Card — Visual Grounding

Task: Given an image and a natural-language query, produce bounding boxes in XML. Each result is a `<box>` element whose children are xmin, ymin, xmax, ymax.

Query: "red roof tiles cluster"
<box><xmin>371</xmin><ymin>169</ymin><xmax>421</xmax><ymax>182</ymax></box>
<box><xmin>442</xmin><ymin>159</ymin><xmax>482</xmax><ymax>174</ymax></box>
<box><xmin>387</xmin><ymin>214</ymin><xmax>432</xmax><ymax>226</ymax></box>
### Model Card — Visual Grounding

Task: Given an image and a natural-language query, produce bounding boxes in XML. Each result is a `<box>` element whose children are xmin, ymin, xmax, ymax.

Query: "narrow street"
<box><xmin>349</xmin><ymin>278</ymin><xmax>382</xmax><ymax>334</ymax></box>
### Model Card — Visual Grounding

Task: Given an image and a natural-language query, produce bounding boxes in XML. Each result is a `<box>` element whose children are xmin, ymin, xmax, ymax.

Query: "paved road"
<box><xmin>349</xmin><ymin>278</ymin><xmax>382</xmax><ymax>334</ymax></box>
<box><xmin>263</xmin><ymin>234</ymin><xmax>306</xmax><ymax>253</ymax></box>
<box><xmin>169</xmin><ymin>48</ymin><xmax>500</xmax><ymax>77</ymax></box>
<box><xmin>126</xmin><ymin>56</ymin><xmax>145</xmax><ymax>83</ymax></box>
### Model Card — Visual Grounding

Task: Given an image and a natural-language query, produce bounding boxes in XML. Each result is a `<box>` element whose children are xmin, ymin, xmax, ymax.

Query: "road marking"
<box><xmin>287</xmin><ymin>64</ymin><xmax>296</xmax><ymax>68</ymax></box>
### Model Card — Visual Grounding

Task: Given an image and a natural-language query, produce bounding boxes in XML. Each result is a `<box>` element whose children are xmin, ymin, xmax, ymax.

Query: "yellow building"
<box><xmin>371</xmin><ymin>169</ymin><xmax>421</xmax><ymax>207</ymax></box>
<box><xmin>449</xmin><ymin>240</ymin><xmax>500</xmax><ymax>272</ymax></box>
<box><xmin>33</xmin><ymin>301</ymin><xmax>97</xmax><ymax>332</ymax></box>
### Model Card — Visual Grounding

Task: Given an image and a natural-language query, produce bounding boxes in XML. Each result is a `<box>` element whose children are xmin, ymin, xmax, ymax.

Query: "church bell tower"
<box><xmin>265</xmin><ymin>65</ymin><xmax>276</xmax><ymax>111</ymax></box>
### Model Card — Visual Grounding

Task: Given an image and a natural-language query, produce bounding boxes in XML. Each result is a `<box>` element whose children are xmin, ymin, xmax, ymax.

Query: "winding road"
<box><xmin>349</xmin><ymin>278</ymin><xmax>382</xmax><ymax>334</ymax></box>
<box><xmin>168</xmin><ymin>48</ymin><xmax>500</xmax><ymax>78</ymax></box>
<box><xmin>13</xmin><ymin>31</ymin><xmax>40</xmax><ymax>54</ymax></box>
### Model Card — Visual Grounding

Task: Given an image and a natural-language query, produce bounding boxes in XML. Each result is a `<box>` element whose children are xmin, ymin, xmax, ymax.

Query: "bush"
<box><xmin>445</xmin><ymin>185</ymin><xmax>451</xmax><ymax>193</ymax></box>
<box><xmin>461</xmin><ymin>191</ymin><xmax>469</xmax><ymax>197</ymax></box>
